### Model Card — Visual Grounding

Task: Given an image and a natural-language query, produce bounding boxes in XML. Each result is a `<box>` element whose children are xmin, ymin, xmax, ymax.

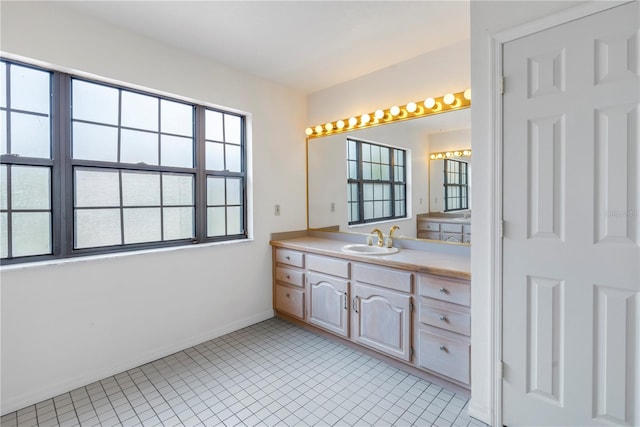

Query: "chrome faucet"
<box><xmin>370</xmin><ymin>228</ymin><xmax>384</xmax><ymax>247</ymax></box>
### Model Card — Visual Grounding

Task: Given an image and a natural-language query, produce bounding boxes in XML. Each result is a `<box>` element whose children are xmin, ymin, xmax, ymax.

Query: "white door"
<box><xmin>352</xmin><ymin>283</ymin><xmax>411</xmax><ymax>361</ymax></box>
<box><xmin>502</xmin><ymin>2</ymin><xmax>639</xmax><ymax>426</ymax></box>
<box><xmin>307</xmin><ymin>272</ymin><xmax>349</xmax><ymax>337</ymax></box>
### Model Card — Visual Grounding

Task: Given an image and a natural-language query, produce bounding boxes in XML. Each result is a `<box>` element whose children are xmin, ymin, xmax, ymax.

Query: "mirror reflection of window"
<box><xmin>443</xmin><ymin>159</ymin><xmax>469</xmax><ymax>211</ymax></box>
<box><xmin>346</xmin><ymin>138</ymin><xmax>406</xmax><ymax>224</ymax></box>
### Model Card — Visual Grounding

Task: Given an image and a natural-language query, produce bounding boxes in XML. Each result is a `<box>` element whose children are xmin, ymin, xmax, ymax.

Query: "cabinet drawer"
<box><xmin>275</xmin><ymin>284</ymin><xmax>304</xmax><ymax>319</ymax></box>
<box><xmin>420</xmin><ymin>221</ymin><xmax>441</xmax><ymax>232</ymax></box>
<box><xmin>442</xmin><ymin>232</ymin><xmax>463</xmax><ymax>243</ymax></box>
<box><xmin>441</xmin><ymin>223</ymin><xmax>463</xmax><ymax>233</ymax></box>
<box><xmin>419</xmin><ymin>274</ymin><xmax>470</xmax><ymax>306</ymax></box>
<box><xmin>418</xmin><ymin>329</ymin><xmax>470</xmax><ymax>385</ymax></box>
<box><xmin>353</xmin><ymin>263</ymin><xmax>412</xmax><ymax>293</ymax></box>
<box><xmin>419</xmin><ymin>298</ymin><xmax>470</xmax><ymax>336</ymax></box>
<box><xmin>307</xmin><ymin>254</ymin><xmax>349</xmax><ymax>278</ymax></box>
<box><xmin>275</xmin><ymin>267</ymin><xmax>304</xmax><ymax>287</ymax></box>
<box><xmin>275</xmin><ymin>249</ymin><xmax>304</xmax><ymax>268</ymax></box>
<box><xmin>420</xmin><ymin>231</ymin><xmax>441</xmax><ymax>240</ymax></box>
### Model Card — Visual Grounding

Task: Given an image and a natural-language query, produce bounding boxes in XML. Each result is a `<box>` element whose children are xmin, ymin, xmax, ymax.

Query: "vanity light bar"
<box><xmin>430</xmin><ymin>149</ymin><xmax>472</xmax><ymax>160</ymax></box>
<box><xmin>305</xmin><ymin>88</ymin><xmax>471</xmax><ymax>139</ymax></box>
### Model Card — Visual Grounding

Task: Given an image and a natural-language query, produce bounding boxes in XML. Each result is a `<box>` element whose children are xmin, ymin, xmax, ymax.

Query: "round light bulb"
<box><xmin>463</xmin><ymin>150</ymin><xmax>471</xmax><ymax>156</ymax></box>
<box><xmin>374</xmin><ymin>109</ymin><xmax>385</xmax><ymax>120</ymax></box>
<box><xmin>454</xmin><ymin>151</ymin><xmax>461</xmax><ymax>157</ymax></box>
<box><xmin>406</xmin><ymin>102</ymin><xmax>417</xmax><ymax>113</ymax></box>
<box><xmin>325</xmin><ymin>122</ymin><xmax>333</xmax><ymax>131</ymax></box>
<box><xmin>445</xmin><ymin>152</ymin><xmax>452</xmax><ymax>157</ymax></box>
<box><xmin>463</xmin><ymin>88</ymin><xmax>471</xmax><ymax>100</ymax></box>
<box><xmin>305</xmin><ymin>127</ymin><xmax>313</xmax><ymax>136</ymax></box>
<box><xmin>443</xmin><ymin>93</ymin><xmax>455</xmax><ymax>105</ymax></box>
<box><xmin>424</xmin><ymin>98</ymin><xmax>436</xmax><ymax>109</ymax></box>
<box><xmin>336</xmin><ymin>120</ymin><xmax>345</xmax><ymax>129</ymax></box>
<box><xmin>348</xmin><ymin>117</ymin><xmax>358</xmax><ymax>127</ymax></box>
<box><xmin>361</xmin><ymin>113</ymin><xmax>370</xmax><ymax>125</ymax></box>
<box><xmin>390</xmin><ymin>106</ymin><xmax>400</xmax><ymax>116</ymax></box>
<box><xmin>430</xmin><ymin>154</ymin><xmax>436</xmax><ymax>160</ymax></box>
<box><xmin>436</xmin><ymin>153</ymin><xmax>444</xmax><ymax>159</ymax></box>
<box><xmin>315</xmin><ymin>125</ymin><xmax>323</xmax><ymax>134</ymax></box>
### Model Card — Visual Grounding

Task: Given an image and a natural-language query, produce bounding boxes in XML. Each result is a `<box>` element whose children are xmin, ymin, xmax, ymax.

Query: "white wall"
<box><xmin>469</xmin><ymin>1</ymin><xmax>586</xmax><ymax>424</ymax></box>
<box><xmin>307</xmin><ymin>39</ymin><xmax>471</xmax><ymax>125</ymax></box>
<box><xmin>0</xmin><ymin>2</ymin><xmax>307</xmax><ymax>414</ymax></box>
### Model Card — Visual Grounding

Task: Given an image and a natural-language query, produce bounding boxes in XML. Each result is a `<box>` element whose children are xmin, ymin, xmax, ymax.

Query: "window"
<box><xmin>347</xmin><ymin>138</ymin><xmax>406</xmax><ymax>225</ymax></box>
<box><xmin>0</xmin><ymin>59</ymin><xmax>247</xmax><ymax>264</ymax></box>
<box><xmin>443</xmin><ymin>159</ymin><xmax>468</xmax><ymax>212</ymax></box>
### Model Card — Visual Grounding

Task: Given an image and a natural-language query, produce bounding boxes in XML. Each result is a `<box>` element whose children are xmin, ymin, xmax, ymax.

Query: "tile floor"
<box><xmin>1</xmin><ymin>318</ymin><xmax>488</xmax><ymax>427</ymax></box>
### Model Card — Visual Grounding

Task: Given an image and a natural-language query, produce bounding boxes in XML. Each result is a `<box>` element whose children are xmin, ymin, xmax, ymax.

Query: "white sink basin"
<box><xmin>341</xmin><ymin>244</ymin><xmax>399</xmax><ymax>255</ymax></box>
<box><xmin>452</xmin><ymin>217</ymin><xmax>470</xmax><ymax>221</ymax></box>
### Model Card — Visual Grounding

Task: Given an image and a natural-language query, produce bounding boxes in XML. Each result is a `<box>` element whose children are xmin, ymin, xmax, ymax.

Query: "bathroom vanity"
<box><xmin>270</xmin><ymin>233</ymin><xmax>471</xmax><ymax>390</ymax></box>
<box><xmin>416</xmin><ymin>213</ymin><xmax>471</xmax><ymax>243</ymax></box>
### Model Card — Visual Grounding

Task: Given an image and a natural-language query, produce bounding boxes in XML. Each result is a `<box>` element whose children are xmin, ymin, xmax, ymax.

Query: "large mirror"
<box><xmin>308</xmin><ymin>108</ymin><xmax>471</xmax><ymax>241</ymax></box>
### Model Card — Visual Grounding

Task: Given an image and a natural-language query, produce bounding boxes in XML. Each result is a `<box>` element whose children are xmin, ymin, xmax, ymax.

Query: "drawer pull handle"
<box><xmin>344</xmin><ymin>292</ymin><xmax>348</xmax><ymax>310</ymax></box>
<box><xmin>439</xmin><ymin>315</ymin><xmax>448</xmax><ymax>322</ymax></box>
<box><xmin>439</xmin><ymin>345</ymin><xmax>448</xmax><ymax>353</ymax></box>
<box><xmin>353</xmin><ymin>297</ymin><xmax>359</xmax><ymax>313</ymax></box>
<box><xmin>439</xmin><ymin>287</ymin><xmax>449</xmax><ymax>294</ymax></box>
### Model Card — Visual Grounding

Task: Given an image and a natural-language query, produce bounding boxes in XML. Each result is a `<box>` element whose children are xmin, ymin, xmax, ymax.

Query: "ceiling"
<box><xmin>61</xmin><ymin>1</ymin><xmax>470</xmax><ymax>95</ymax></box>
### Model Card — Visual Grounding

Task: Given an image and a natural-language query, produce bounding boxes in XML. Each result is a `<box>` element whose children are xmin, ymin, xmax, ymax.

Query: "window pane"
<box><xmin>362</xmin><ymin>163</ymin><xmax>371</xmax><ymax>180</ymax></box>
<box><xmin>72</xmin><ymin>80</ymin><xmax>119</xmax><ymax>125</ymax></box>
<box><xmin>11</xmin><ymin>166</ymin><xmax>50</xmax><ymax>209</ymax></box>
<box><xmin>381</xmin><ymin>165</ymin><xmax>390</xmax><ymax>181</ymax></box>
<box><xmin>362</xmin><ymin>144</ymin><xmax>371</xmax><ymax>162</ymax></box>
<box><xmin>227</xmin><ymin>206</ymin><xmax>242</xmax><ymax>234</ymax></box>
<box><xmin>161</xmin><ymin>99</ymin><xmax>192</xmax><ymax>136</ymax></box>
<box><xmin>205</xmin><ymin>110</ymin><xmax>223</xmax><ymax>141</ymax></box>
<box><xmin>72</xmin><ymin>122</ymin><xmax>118</xmax><ymax>162</ymax></box>
<box><xmin>75</xmin><ymin>208</ymin><xmax>121</xmax><ymax>248</ymax></box>
<box><xmin>1</xmin><ymin>111</ymin><xmax>6</xmax><ymax>154</ymax></box>
<box><xmin>364</xmin><ymin>201</ymin><xmax>374</xmax><ymax>220</ymax></box>
<box><xmin>0</xmin><ymin>165</ymin><xmax>6</xmax><ymax>210</ymax></box>
<box><xmin>207</xmin><ymin>177</ymin><xmax>225</xmax><ymax>205</ymax></box>
<box><xmin>374</xmin><ymin>201</ymin><xmax>383</xmax><ymax>218</ymax></box>
<box><xmin>0</xmin><ymin>63</ymin><xmax>6</xmax><ymax>109</ymax></box>
<box><xmin>10</xmin><ymin>112</ymin><xmax>50</xmax><ymax>158</ymax></box>
<box><xmin>226</xmin><ymin>145</ymin><xmax>241</xmax><ymax>173</ymax></box>
<box><xmin>75</xmin><ymin>168</ymin><xmax>120</xmax><ymax>207</ymax></box>
<box><xmin>12</xmin><ymin>212</ymin><xmax>51</xmax><ymax>256</ymax></box>
<box><xmin>122</xmin><ymin>171</ymin><xmax>160</xmax><ymax>206</ymax></box>
<box><xmin>161</xmin><ymin>135</ymin><xmax>193</xmax><ymax>168</ymax></box>
<box><xmin>123</xmin><ymin>208</ymin><xmax>161</xmax><ymax>244</ymax></box>
<box><xmin>224</xmin><ymin>114</ymin><xmax>241</xmax><ymax>144</ymax></box>
<box><xmin>226</xmin><ymin>178</ymin><xmax>242</xmax><ymax>205</ymax></box>
<box><xmin>383</xmin><ymin>201</ymin><xmax>392</xmax><ymax>217</ymax></box>
<box><xmin>363</xmin><ymin>183</ymin><xmax>373</xmax><ymax>201</ymax></box>
<box><xmin>163</xmin><ymin>207</ymin><xmax>194</xmax><ymax>240</ymax></box>
<box><xmin>206</xmin><ymin>141</ymin><xmax>224</xmax><ymax>170</ymax></box>
<box><xmin>207</xmin><ymin>207</ymin><xmax>225</xmax><ymax>237</ymax></box>
<box><xmin>371</xmin><ymin>145</ymin><xmax>381</xmax><ymax>163</ymax></box>
<box><xmin>371</xmin><ymin>164</ymin><xmax>381</xmax><ymax>180</ymax></box>
<box><xmin>10</xmin><ymin>64</ymin><xmax>50</xmax><ymax>114</ymax></box>
<box><xmin>162</xmin><ymin>174</ymin><xmax>193</xmax><ymax>206</ymax></box>
<box><xmin>348</xmin><ymin>160</ymin><xmax>358</xmax><ymax>180</ymax></box>
<box><xmin>0</xmin><ymin>212</ymin><xmax>7</xmax><ymax>258</ymax></box>
<box><xmin>348</xmin><ymin>140</ymin><xmax>357</xmax><ymax>160</ymax></box>
<box><xmin>120</xmin><ymin>129</ymin><xmax>158</xmax><ymax>165</ymax></box>
<box><xmin>121</xmin><ymin>91</ymin><xmax>158</xmax><ymax>131</ymax></box>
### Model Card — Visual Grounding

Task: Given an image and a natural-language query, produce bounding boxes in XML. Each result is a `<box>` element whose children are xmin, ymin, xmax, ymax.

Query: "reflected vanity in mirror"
<box><xmin>307</xmin><ymin>107</ymin><xmax>471</xmax><ymax>245</ymax></box>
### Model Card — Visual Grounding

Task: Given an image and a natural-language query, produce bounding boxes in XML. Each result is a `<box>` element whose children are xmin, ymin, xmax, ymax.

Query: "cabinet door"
<box><xmin>307</xmin><ymin>272</ymin><xmax>349</xmax><ymax>337</ymax></box>
<box><xmin>352</xmin><ymin>283</ymin><xmax>411</xmax><ymax>361</ymax></box>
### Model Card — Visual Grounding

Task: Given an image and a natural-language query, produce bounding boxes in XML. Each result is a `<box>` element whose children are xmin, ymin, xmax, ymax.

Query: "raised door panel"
<box><xmin>352</xmin><ymin>283</ymin><xmax>411</xmax><ymax>361</ymax></box>
<box><xmin>307</xmin><ymin>272</ymin><xmax>349</xmax><ymax>337</ymax></box>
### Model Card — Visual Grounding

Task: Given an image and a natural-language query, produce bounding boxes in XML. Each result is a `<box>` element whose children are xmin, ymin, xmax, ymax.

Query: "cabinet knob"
<box><xmin>286</xmin><ymin>274</ymin><xmax>290</xmax><ymax>279</ymax></box>
<box><xmin>439</xmin><ymin>287</ymin><xmax>448</xmax><ymax>294</ymax></box>
<box><xmin>439</xmin><ymin>345</ymin><xmax>448</xmax><ymax>352</ymax></box>
<box><xmin>286</xmin><ymin>293</ymin><xmax>290</xmax><ymax>298</ymax></box>
<box><xmin>286</xmin><ymin>256</ymin><xmax>290</xmax><ymax>260</ymax></box>
<box><xmin>439</xmin><ymin>315</ymin><xmax>448</xmax><ymax>322</ymax></box>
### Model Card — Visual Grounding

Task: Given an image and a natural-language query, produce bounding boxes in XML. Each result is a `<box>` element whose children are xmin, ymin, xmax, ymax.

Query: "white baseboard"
<box><xmin>1</xmin><ymin>309</ymin><xmax>274</xmax><ymax>415</ymax></box>
<box><xmin>468</xmin><ymin>399</ymin><xmax>492</xmax><ymax>425</ymax></box>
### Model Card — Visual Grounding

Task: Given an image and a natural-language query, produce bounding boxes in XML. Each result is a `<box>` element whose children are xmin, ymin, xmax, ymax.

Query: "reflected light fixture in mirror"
<box><xmin>305</xmin><ymin>89</ymin><xmax>471</xmax><ymax>138</ymax></box>
<box><xmin>430</xmin><ymin>149</ymin><xmax>472</xmax><ymax>160</ymax></box>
